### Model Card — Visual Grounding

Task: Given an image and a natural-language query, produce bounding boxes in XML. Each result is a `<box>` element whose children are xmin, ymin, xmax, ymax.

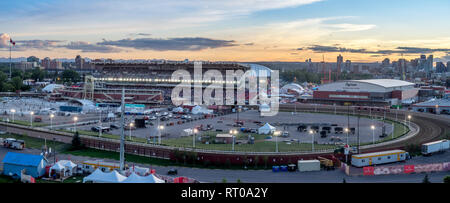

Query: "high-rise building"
<box><xmin>27</xmin><ymin>56</ymin><xmax>39</xmax><ymax>63</ymax></box>
<box><xmin>436</xmin><ymin>62</ymin><xmax>447</xmax><ymax>73</ymax></box>
<box><xmin>426</xmin><ymin>55</ymin><xmax>433</xmax><ymax>78</ymax></box>
<box><xmin>382</xmin><ymin>58</ymin><xmax>390</xmax><ymax>67</ymax></box>
<box><xmin>344</xmin><ymin>60</ymin><xmax>351</xmax><ymax>72</ymax></box>
<box><xmin>447</xmin><ymin>62</ymin><xmax>450</xmax><ymax>72</ymax></box>
<box><xmin>50</xmin><ymin>59</ymin><xmax>63</xmax><ymax>70</ymax></box>
<box><xmin>75</xmin><ymin>55</ymin><xmax>84</xmax><ymax>69</ymax></box>
<box><xmin>398</xmin><ymin>59</ymin><xmax>407</xmax><ymax>80</ymax></box>
<box><xmin>337</xmin><ymin>55</ymin><xmax>343</xmax><ymax>72</ymax></box>
<box><xmin>41</xmin><ymin>57</ymin><xmax>51</xmax><ymax>69</ymax></box>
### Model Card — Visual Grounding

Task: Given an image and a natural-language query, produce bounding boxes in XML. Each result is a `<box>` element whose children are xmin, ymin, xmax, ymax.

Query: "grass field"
<box><xmin>2</xmin><ymin>120</ymin><xmax>49</xmax><ymax>127</ymax></box>
<box><xmin>0</xmin><ymin>133</ymin><xmax>70</xmax><ymax>152</ymax></box>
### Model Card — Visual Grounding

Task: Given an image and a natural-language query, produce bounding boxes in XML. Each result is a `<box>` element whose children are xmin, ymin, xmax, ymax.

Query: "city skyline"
<box><xmin>1</xmin><ymin>0</ymin><xmax>450</xmax><ymax>63</ymax></box>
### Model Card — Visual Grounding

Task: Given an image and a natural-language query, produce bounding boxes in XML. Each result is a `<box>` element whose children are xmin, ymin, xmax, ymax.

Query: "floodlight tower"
<box><xmin>119</xmin><ymin>88</ymin><xmax>125</xmax><ymax>171</ymax></box>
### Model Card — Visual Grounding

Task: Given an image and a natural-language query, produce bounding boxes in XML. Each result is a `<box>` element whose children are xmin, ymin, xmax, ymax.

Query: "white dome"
<box><xmin>281</xmin><ymin>83</ymin><xmax>304</xmax><ymax>95</ymax></box>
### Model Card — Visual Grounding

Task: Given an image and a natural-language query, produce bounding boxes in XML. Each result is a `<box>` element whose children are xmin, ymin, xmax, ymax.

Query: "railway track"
<box><xmin>279</xmin><ymin>104</ymin><xmax>450</xmax><ymax>152</ymax></box>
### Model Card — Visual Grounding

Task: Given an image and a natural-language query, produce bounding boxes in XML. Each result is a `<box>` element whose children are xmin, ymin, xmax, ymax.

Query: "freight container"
<box><xmin>422</xmin><ymin>140</ymin><xmax>449</xmax><ymax>156</ymax></box>
<box><xmin>298</xmin><ymin>160</ymin><xmax>321</xmax><ymax>172</ymax></box>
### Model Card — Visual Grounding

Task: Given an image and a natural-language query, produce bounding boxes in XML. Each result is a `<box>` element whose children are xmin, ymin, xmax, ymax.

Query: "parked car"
<box><xmin>167</xmin><ymin>168</ymin><xmax>178</xmax><ymax>175</ymax></box>
<box><xmin>110</xmin><ymin>124</ymin><xmax>120</xmax><ymax>129</ymax></box>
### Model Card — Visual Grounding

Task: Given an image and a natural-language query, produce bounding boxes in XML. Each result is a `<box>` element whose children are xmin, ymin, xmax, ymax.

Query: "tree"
<box><xmin>61</xmin><ymin>69</ymin><xmax>80</xmax><ymax>84</ymax></box>
<box><xmin>71</xmin><ymin>131</ymin><xmax>82</xmax><ymax>150</ymax></box>
<box><xmin>443</xmin><ymin>176</ymin><xmax>450</xmax><ymax>184</ymax></box>
<box><xmin>10</xmin><ymin>76</ymin><xmax>22</xmax><ymax>91</ymax></box>
<box><xmin>30</xmin><ymin>67</ymin><xmax>45</xmax><ymax>82</ymax></box>
<box><xmin>222</xmin><ymin>178</ymin><xmax>227</xmax><ymax>183</ymax></box>
<box><xmin>422</xmin><ymin>175</ymin><xmax>431</xmax><ymax>183</ymax></box>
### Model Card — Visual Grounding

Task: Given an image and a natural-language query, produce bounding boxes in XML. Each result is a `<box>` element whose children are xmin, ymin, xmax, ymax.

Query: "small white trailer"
<box><xmin>298</xmin><ymin>160</ymin><xmax>321</xmax><ymax>172</ymax></box>
<box><xmin>422</xmin><ymin>139</ymin><xmax>449</xmax><ymax>156</ymax></box>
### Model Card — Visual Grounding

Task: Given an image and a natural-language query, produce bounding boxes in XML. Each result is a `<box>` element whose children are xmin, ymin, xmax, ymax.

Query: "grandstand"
<box><xmin>59</xmin><ymin>61</ymin><xmax>251</xmax><ymax>104</ymax></box>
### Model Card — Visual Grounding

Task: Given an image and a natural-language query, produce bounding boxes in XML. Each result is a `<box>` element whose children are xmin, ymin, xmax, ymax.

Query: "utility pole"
<box><xmin>119</xmin><ymin>88</ymin><xmax>125</xmax><ymax>171</ymax></box>
<box><xmin>357</xmin><ymin>109</ymin><xmax>360</xmax><ymax>154</ymax></box>
<box><xmin>9</xmin><ymin>39</ymin><xmax>12</xmax><ymax>80</ymax></box>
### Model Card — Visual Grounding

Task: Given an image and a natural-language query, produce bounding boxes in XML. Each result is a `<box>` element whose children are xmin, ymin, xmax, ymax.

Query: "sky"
<box><xmin>1</xmin><ymin>0</ymin><xmax>450</xmax><ymax>63</ymax></box>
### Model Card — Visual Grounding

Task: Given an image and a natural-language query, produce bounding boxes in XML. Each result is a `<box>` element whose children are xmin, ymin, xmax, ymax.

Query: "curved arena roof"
<box><xmin>347</xmin><ymin>79</ymin><xmax>414</xmax><ymax>88</ymax></box>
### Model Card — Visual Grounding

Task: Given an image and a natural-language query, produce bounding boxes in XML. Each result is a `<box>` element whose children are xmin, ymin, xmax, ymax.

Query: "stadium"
<box><xmin>59</xmin><ymin>61</ymin><xmax>252</xmax><ymax>104</ymax></box>
<box><xmin>312</xmin><ymin>79</ymin><xmax>419</xmax><ymax>106</ymax></box>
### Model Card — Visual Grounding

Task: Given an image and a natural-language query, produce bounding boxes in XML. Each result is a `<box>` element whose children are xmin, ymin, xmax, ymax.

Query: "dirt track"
<box><xmin>279</xmin><ymin>104</ymin><xmax>450</xmax><ymax>152</ymax></box>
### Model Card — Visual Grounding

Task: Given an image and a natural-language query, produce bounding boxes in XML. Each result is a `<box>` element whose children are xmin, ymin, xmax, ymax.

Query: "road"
<box><xmin>0</xmin><ymin>147</ymin><xmax>448</xmax><ymax>183</ymax></box>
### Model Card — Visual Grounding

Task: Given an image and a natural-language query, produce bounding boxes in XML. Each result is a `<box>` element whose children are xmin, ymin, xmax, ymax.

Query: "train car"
<box><xmin>351</xmin><ymin>150</ymin><xmax>410</xmax><ymax>167</ymax></box>
<box><xmin>422</xmin><ymin>140</ymin><xmax>449</xmax><ymax>156</ymax></box>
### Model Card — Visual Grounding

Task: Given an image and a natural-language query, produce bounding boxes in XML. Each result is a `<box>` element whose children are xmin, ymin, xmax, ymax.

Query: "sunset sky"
<box><xmin>1</xmin><ymin>0</ymin><xmax>450</xmax><ymax>62</ymax></box>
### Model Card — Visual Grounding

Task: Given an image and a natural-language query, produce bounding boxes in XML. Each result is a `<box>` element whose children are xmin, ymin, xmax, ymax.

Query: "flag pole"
<box><xmin>9</xmin><ymin>39</ymin><xmax>12</xmax><ymax>80</ymax></box>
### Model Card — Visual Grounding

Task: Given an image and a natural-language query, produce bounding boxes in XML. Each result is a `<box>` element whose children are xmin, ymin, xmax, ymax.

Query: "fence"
<box><xmin>344</xmin><ymin>162</ymin><xmax>450</xmax><ymax>176</ymax></box>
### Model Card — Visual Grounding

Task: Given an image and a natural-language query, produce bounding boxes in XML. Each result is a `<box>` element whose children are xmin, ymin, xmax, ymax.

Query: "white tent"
<box><xmin>42</xmin><ymin>84</ymin><xmax>64</xmax><ymax>93</ymax></box>
<box><xmin>259</xmin><ymin>104</ymin><xmax>271</xmax><ymax>113</ymax></box>
<box><xmin>83</xmin><ymin>169</ymin><xmax>127</xmax><ymax>183</ymax></box>
<box><xmin>49</xmin><ymin>162</ymin><xmax>66</xmax><ymax>177</ymax></box>
<box><xmin>258</xmin><ymin>123</ymin><xmax>276</xmax><ymax>135</ymax></box>
<box><xmin>172</xmin><ymin>107</ymin><xmax>184</xmax><ymax>113</ymax></box>
<box><xmin>191</xmin><ymin>106</ymin><xmax>213</xmax><ymax>115</ymax></box>
<box><xmin>122</xmin><ymin>172</ymin><xmax>164</xmax><ymax>183</ymax></box>
<box><xmin>60</xmin><ymin>160</ymin><xmax>77</xmax><ymax>176</ymax></box>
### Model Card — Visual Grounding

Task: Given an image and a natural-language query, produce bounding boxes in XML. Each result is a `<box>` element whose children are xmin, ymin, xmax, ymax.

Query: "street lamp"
<box><xmin>129</xmin><ymin>122</ymin><xmax>134</xmax><ymax>140</ymax></box>
<box><xmin>274</xmin><ymin>131</ymin><xmax>281</xmax><ymax>153</ymax></box>
<box><xmin>10</xmin><ymin>109</ymin><xmax>15</xmax><ymax>122</ymax></box>
<box><xmin>50</xmin><ymin>114</ymin><xmax>54</xmax><ymax>130</ymax></box>
<box><xmin>371</xmin><ymin>125</ymin><xmax>375</xmax><ymax>144</ymax></box>
<box><xmin>435</xmin><ymin>105</ymin><xmax>439</xmax><ymax>115</ymax></box>
<box><xmin>407</xmin><ymin>115</ymin><xmax>411</xmax><ymax>129</ymax></box>
<box><xmin>309</xmin><ymin>130</ymin><xmax>315</xmax><ymax>152</ymax></box>
<box><xmin>158</xmin><ymin>125</ymin><xmax>164</xmax><ymax>144</ymax></box>
<box><xmin>73</xmin><ymin>116</ymin><xmax>78</xmax><ymax>132</ymax></box>
<box><xmin>193</xmin><ymin>128</ymin><xmax>198</xmax><ymax>148</ymax></box>
<box><xmin>229</xmin><ymin>129</ymin><xmax>237</xmax><ymax>151</ymax></box>
<box><xmin>30</xmin><ymin>111</ymin><xmax>34</xmax><ymax>127</ymax></box>
<box><xmin>344</xmin><ymin>127</ymin><xmax>349</xmax><ymax>146</ymax></box>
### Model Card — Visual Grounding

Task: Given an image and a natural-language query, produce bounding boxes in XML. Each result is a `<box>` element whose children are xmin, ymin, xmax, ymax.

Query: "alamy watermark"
<box><xmin>171</xmin><ymin>61</ymin><xmax>279</xmax><ymax>116</ymax></box>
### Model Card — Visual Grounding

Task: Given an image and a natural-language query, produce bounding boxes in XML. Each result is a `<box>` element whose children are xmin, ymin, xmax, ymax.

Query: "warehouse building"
<box><xmin>2</xmin><ymin>152</ymin><xmax>48</xmax><ymax>178</ymax></box>
<box><xmin>412</xmin><ymin>94</ymin><xmax>450</xmax><ymax>114</ymax></box>
<box><xmin>313</xmin><ymin>79</ymin><xmax>418</xmax><ymax>106</ymax></box>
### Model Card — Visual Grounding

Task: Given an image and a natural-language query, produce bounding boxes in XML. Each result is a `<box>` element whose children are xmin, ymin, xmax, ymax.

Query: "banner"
<box><xmin>404</xmin><ymin>165</ymin><xmax>415</xmax><ymax>174</ymax></box>
<box><xmin>363</xmin><ymin>167</ymin><xmax>374</xmax><ymax>176</ymax></box>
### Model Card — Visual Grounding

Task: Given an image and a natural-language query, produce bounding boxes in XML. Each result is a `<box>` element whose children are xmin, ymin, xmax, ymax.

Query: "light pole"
<box><xmin>193</xmin><ymin>128</ymin><xmax>198</xmax><ymax>148</ymax></box>
<box><xmin>73</xmin><ymin>116</ymin><xmax>78</xmax><ymax>132</ymax></box>
<box><xmin>158</xmin><ymin>125</ymin><xmax>164</xmax><ymax>144</ymax></box>
<box><xmin>274</xmin><ymin>131</ymin><xmax>281</xmax><ymax>153</ymax></box>
<box><xmin>99</xmin><ymin>110</ymin><xmax>102</xmax><ymax>137</ymax></box>
<box><xmin>309</xmin><ymin>130</ymin><xmax>315</xmax><ymax>152</ymax></box>
<box><xmin>50</xmin><ymin>114</ymin><xmax>54</xmax><ymax>130</ymax></box>
<box><xmin>129</xmin><ymin>122</ymin><xmax>134</xmax><ymax>140</ymax></box>
<box><xmin>344</xmin><ymin>127</ymin><xmax>349</xmax><ymax>146</ymax></box>
<box><xmin>407</xmin><ymin>115</ymin><xmax>411</xmax><ymax>129</ymax></box>
<box><xmin>10</xmin><ymin>109</ymin><xmax>15</xmax><ymax>122</ymax></box>
<box><xmin>435</xmin><ymin>105</ymin><xmax>439</xmax><ymax>115</ymax></box>
<box><xmin>230</xmin><ymin>129</ymin><xmax>237</xmax><ymax>151</ymax></box>
<box><xmin>371</xmin><ymin>125</ymin><xmax>375</xmax><ymax>144</ymax></box>
<box><xmin>30</xmin><ymin>111</ymin><xmax>34</xmax><ymax>127</ymax></box>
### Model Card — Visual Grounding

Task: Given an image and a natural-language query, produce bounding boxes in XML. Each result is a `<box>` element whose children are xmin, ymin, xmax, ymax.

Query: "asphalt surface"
<box><xmin>0</xmin><ymin>146</ymin><xmax>448</xmax><ymax>183</ymax></box>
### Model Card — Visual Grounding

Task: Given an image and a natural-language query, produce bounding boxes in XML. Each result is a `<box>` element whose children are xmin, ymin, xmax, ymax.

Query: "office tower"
<box><xmin>41</xmin><ymin>57</ymin><xmax>51</xmax><ymax>69</ymax></box>
<box><xmin>75</xmin><ymin>55</ymin><xmax>84</xmax><ymax>69</ymax></box>
<box><xmin>436</xmin><ymin>62</ymin><xmax>446</xmax><ymax>73</ymax></box>
<box><xmin>382</xmin><ymin>58</ymin><xmax>390</xmax><ymax>67</ymax></box>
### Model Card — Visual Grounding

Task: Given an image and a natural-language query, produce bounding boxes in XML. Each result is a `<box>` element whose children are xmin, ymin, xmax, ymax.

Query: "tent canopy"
<box><xmin>50</xmin><ymin>162</ymin><xmax>65</xmax><ymax>171</ymax></box>
<box><xmin>191</xmin><ymin>106</ymin><xmax>213</xmax><ymax>115</ymax></box>
<box><xmin>258</xmin><ymin>123</ymin><xmax>276</xmax><ymax>135</ymax></box>
<box><xmin>122</xmin><ymin>172</ymin><xmax>164</xmax><ymax>183</ymax></box>
<box><xmin>83</xmin><ymin>169</ymin><xmax>127</xmax><ymax>183</ymax></box>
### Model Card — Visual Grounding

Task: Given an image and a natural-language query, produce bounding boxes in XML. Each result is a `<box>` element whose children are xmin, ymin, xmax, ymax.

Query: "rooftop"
<box><xmin>2</xmin><ymin>152</ymin><xmax>45</xmax><ymax>167</ymax></box>
<box><xmin>347</xmin><ymin>79</ymin><xmax>415</xmax><ymax>88</ymax></box>
<box><xmin>412</xmin><ymin>98</ymin><xmax>450</xmax><ymax>107</ymax></box>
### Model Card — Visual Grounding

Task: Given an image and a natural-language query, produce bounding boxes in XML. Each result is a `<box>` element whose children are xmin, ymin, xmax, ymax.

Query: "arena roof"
<box><xmin>412</xmin><ymin>98</ymin><xmax>450</xmax><ymax>107</ymax></box>
<box><xmin>347</xmin><ymin>79</ymin><xmax>414</xmax><ymax>88</ymax></box>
